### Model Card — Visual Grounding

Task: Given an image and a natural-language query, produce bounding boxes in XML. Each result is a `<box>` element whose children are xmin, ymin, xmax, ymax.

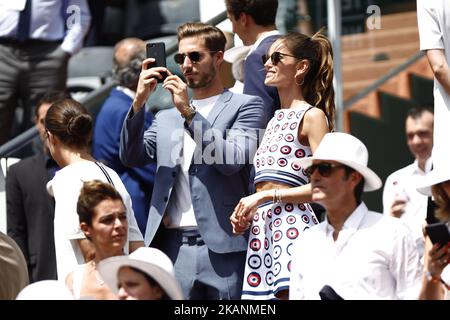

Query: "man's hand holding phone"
<box><xmin>132</xmin><ymin>58</ymin><xmax>168</xmax><ymax>114</ymax></box>
<box><xmin>424</xmin><ymin>222</ymin><xmax>450</xmax><ymax>280</ymax></box>
<box><xmin>132</xmin><ymin>42</ymin><xmax>168</xmax><ymax>113</ymax></box>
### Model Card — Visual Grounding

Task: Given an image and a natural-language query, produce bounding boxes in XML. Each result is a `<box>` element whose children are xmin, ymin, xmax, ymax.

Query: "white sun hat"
<box><xmin>224</xmin><ymin>45</ymin><xmax>251</xmax><ymax>64</ymax></box>
<box><xmin>296</xmin><ymin>132</ymin><xmax>382</xmax><ymax>191</ymax></box>
<box><xmin>16</xmin><ymin>280</ymin><xmax>74</xmax><ymax>300</ymax></box>
<box><xmin>97</xmin><ymin>247</ymin><xmax>183</xmax><ymax>300</ymax></box>
<box><xmin>416</xmin><ymin>165</ymin><xmax>450</xmax><ymax>196</ymax></box>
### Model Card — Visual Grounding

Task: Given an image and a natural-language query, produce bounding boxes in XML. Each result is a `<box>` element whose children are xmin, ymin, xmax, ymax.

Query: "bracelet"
<box><xmin>273</xmin><ymin>189</ymin><xmax>282</xmax><ymax>204</ymax></box>
<box><xmin>181</xmin><ymin>104</ymin><xmax>196</xmax><ymax>121</ymax></box>
<box><xmin>424</xmin><ymin>271</ymin><xmax>450</xmax><ymax>290</ymax></box>
<box><xmin>425</xmin><ymin>271</ymin><xmax>441</xmax><ymax>284</ymax></box>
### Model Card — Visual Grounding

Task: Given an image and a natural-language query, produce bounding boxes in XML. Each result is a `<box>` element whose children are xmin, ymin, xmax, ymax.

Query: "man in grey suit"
<box><xmin>120</xmin><ymin>22</ymin><xmax>266</xmax><ymax>299</ymax></box>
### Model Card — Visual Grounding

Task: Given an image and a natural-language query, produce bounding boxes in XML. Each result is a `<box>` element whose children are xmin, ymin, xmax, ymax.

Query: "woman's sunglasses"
<box><xmin>305</xmin><ymin>162</ymin><xmax>346</xmax><ymax>177</ymax></box>
<box><xmin>261</xmin><ymin>51</ymin><xmax>301</xmax><ymax>65</ymax></box>
<box><xmin>173</xmin><ymin>51</ymin><xmax>216</xmax><ymax>64</ymax></box>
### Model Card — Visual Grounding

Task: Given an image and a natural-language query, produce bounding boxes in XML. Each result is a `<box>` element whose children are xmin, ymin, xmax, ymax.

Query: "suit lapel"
<box><xmin>169</xmin><ymin>111</ymin><xmax>185</xmax><ymax>165</ymax></box>
<box><xmin>189</xmin><ymin>90</ymin><xmax>231</xmax><ymax>165</ymax></box>
<box><xmin>206</xmin><ymin>89</ymin><xmax>232</xmax><ymax>126</ymax></box>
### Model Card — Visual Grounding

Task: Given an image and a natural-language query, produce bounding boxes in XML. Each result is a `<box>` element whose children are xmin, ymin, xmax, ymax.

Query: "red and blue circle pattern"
<box><xmin>242</xmin><ymin>200</ymin><xmax>318</xmax><ymax>300</ymax></box>
<box><xmin>253</xmin><ymin>106</ymin><xmax>313</xmax><ymax>188</ymax></box>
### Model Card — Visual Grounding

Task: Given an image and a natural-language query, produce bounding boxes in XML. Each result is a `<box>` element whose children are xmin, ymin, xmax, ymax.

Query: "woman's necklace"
<box><xmin>90</xmin><ymin>261</ymin><xmax>105</xmax><ymax>286</ymax></box>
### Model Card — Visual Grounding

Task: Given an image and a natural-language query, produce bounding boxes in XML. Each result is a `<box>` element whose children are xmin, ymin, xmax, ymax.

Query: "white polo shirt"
<box><xmin>382</xmin><ymin>158</ymin><xmax>432</xmax><ymax>256</ymax></box>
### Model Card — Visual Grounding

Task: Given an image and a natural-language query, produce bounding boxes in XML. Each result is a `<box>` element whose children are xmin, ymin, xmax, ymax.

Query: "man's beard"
<box><xmin>185</xmin><ymin>68</ymin><xmax>216</xmax><ymax>89</ymax></box>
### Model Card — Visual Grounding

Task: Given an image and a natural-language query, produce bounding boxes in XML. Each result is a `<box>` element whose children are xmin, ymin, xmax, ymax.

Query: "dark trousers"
<box><xmin>0</xmin><ymin>40</ymin><xmax>68</xmax><ymax>145</ymax></box>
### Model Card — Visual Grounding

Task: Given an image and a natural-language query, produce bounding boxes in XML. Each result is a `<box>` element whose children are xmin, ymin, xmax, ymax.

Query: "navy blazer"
<box><xmin>6</xmin><ymin>152</ymin><xmax>57</xmax><ymax>282</ymax></box>
<box><xmin>243</xmin><ymin>34</ymin><xmax>281</xmax><ymax>121</ymax></box>
<box><xmin>120</xmin><ymin>89</ymin><xmax>266</xmax><ymax>253</ymax></box>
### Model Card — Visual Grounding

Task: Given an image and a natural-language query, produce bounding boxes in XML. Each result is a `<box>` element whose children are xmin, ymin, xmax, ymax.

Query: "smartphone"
<box><xmin>425</xmin><ymin>222</ymin><xmax>450</xmax><ymax>247</ymax></box>
<box><xmin>146</xmin><ymin>42</ymin><xmax>167</xmax><ymax>83</ymax></box>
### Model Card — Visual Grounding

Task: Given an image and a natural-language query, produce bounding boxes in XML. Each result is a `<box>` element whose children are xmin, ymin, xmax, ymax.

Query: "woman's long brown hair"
<box><xmin>280</xmin><ymin>29</ymin><xmax>335</xmax><ymax>131</ymax></box>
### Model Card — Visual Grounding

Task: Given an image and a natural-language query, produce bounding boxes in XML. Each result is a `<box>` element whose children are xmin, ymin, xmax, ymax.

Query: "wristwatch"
<box><xmin>181</xmin><ymin>104</ymin><xmax>196</xmax><ymax>122</ymax></box>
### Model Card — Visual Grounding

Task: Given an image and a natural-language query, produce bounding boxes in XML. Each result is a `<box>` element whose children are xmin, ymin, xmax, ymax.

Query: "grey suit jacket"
<box><xmin>120</xmin><ymin>89</ymin><xmax>266</xmax><ymax>254</ymax></box>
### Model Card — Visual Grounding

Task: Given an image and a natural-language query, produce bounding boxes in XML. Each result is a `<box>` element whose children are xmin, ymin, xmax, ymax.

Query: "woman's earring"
<box><xmin>295</xmin><ymin>76</ymin><xmax>304</xmax><ymax>86</ymax></box>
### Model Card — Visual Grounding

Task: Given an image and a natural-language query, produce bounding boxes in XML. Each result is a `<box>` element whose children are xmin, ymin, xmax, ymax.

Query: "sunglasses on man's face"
<box><xmin>174</xmin><ymin>51</ymin><xmax>216</xmax><ymax>64</ymax></box>
<box><xmin>305</xmin><ymin>162</ymin><xmax>346</xmax><ymax>177</ymax></box>
<box><xmin>262</xmin><ymin>51</ymin><xmax>300</xmax><ymax>66</ymax></box>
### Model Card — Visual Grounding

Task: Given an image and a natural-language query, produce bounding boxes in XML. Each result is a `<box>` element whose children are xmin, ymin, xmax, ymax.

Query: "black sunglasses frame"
<box><xmin>305</xmin><ymin>162</ymin><xmax>346</xmax><ymax>177</ymax></box>
<box><xmin>262</xmin><ymin>51</ymin><xmax>301</xmax><ymax>65</ymax></box>
<box><xmin>174</xmin><ymin>51</ymin><xmax>217</xmax><ymax>64</ymax></box>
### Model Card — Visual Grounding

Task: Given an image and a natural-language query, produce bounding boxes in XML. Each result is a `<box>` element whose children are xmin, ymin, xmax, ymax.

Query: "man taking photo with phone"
<box><xmin>120</xmin><ymin>22</ymin><xmax>266</xmax><ymax>299</ymax></box>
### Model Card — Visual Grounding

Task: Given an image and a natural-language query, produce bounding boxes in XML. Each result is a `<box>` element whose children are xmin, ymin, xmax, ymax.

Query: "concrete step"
<box><xmin>343</xmin><ymin>58</ymin><xmax>407</xmax><ymax>82</ymax></box>
<box><xmin>342</xmin><ymin>26</ymin><xmax>419</xmax><ymax>50</ymax></box>
<box><xmin>372</xmin><ymin>11</ymin><xmax>417</xmax><ymax>30</ymax></box>
<box><xmin>342</xmin><ymin>42</ymin><xmax>419</xmax><ymax>64</ymax></box>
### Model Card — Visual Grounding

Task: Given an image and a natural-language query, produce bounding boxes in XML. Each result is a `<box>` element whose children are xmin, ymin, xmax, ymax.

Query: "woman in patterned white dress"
<box><xmin>230</xmin><ymin>31</ymin><xmax>335</xmax><ymax>300</ymax></box>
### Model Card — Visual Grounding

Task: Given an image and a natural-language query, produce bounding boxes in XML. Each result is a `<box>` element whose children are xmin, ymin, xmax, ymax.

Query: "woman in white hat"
<box><xmin>417</xmin><ymin>168</ymin><xmax>450</xmax><ymax>299</ymax></box>
<box><xmin>230</xmin><ymin>30</ymin><xmax>335</xmax><ymax>300</ymax></box>
<box><xmin>97</xmin><ymin>247</ymin><xmax>184</xmax><ymax>300</ymax></box>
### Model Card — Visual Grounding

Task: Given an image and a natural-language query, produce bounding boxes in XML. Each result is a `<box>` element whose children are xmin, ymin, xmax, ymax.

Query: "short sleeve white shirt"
<box><xmin>417</xmin><ymin>0</ymin><xmax>450</xmax><ymax>168</ymax></box>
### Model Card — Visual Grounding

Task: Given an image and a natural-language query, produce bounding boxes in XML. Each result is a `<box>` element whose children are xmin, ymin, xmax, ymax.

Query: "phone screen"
<box><xmin>146</xmin><ymin>42</ymin><xmax>167</xmax><ymax>82</ymax></box>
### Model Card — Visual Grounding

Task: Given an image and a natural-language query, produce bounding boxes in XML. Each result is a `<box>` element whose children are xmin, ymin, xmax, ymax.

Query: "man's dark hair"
<box><xmin>343</xmin><ymin>166</ymin><xmax>364</xmax><ymax>205</ymax></box>
<box><xmin>406</xmin><ymin>105</ymin><xmax>434</xmax><ymax>120</ymax></box>
<box><xmin>225</xmin><ymin>0</ymin><xmax>278</xmax><ymax>27</ymax></box>
<box><xmin>35</xmin><ymin>91</ymin><xmax>70</xmax><ymax>118</ymax></box>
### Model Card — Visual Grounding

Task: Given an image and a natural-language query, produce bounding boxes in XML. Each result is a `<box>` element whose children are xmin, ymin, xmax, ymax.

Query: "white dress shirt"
<box><xmin>417</xmin><ymin>0</ymin><xmax>450</xmax><ymax>169</ymax></box>
<box><xmin>382</xmin><ymin>158</ymin><xmax>432</xmax><ymax>256</ymax></box>
<box><xmin>290</xmin><ymin>203</ymin><xmax>422</xmax><ymax>300</ymax></box>
<box><xmin>164</xmin><ymin>95</ymin><xmax>219</xmax><ymax>229</ymax></box>
<box><xmin>0</xmin><ymin>0</ymin><xmax>91</xmax><ymax>55</ymax></box>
